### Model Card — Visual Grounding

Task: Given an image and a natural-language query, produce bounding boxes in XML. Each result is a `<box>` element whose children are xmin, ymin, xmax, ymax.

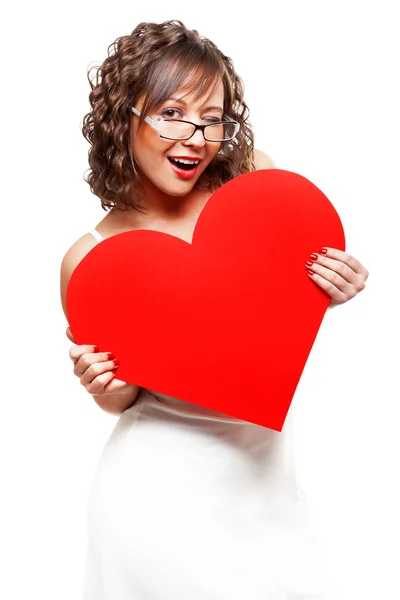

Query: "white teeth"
<box><xmin>170</xmin><ymin>158</ymin><xmax>200</xmax><ymax>166</ymax></box>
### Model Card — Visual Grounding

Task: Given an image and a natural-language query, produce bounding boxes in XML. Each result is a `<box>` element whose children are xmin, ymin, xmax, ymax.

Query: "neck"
<box><xmin>132</xmin><ymin>176</ymin><xmax>208</xmax><ymax>222</ymax></box>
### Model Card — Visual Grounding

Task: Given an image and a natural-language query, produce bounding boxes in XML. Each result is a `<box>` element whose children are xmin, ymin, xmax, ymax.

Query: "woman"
<box><xmin>60</xmin><ymin>20</ymin><xmax>368</xmax><ymax>599</ymax></box>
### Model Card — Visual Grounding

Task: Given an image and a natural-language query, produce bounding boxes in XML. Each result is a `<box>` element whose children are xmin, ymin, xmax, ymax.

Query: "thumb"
<box><xmin>66</xmin><ymin>326</ymin><xmax>76</xmax><ymax>344</ymax></box>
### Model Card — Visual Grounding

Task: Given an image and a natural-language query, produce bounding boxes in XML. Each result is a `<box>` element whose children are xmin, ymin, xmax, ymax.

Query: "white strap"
<box><xmin>90</xmin><ymin>229</ymin><xmax>104</xmax><ymax>242</ymax></box>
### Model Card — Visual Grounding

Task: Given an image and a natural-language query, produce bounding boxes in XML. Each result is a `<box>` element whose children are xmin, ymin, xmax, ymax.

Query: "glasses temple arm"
<box><xmin>131</xmin><ymin>107</ymin><xmax>160</xmax><ymax>130</ymax></box>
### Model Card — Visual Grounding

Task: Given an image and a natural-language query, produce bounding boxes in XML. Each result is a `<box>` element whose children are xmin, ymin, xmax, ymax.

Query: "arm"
<box><xmin>252</xmin><ymin>149</ymin><xmax>369</xmax><ymax>308</ymax></box>
<box><xmin>252</xmin><ymin>149</ymin><xmax>330</xmax><ymax>311</ymax></box>
<box><xmin>60</xmin><ymin>234</ymin><xmax>141</xmax><ymax>415</ymax></box>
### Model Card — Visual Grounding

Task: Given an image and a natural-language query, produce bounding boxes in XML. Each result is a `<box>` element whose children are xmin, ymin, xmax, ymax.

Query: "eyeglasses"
<box><xmin>131</xmin><ymin>106</ymin><xmax>240</xmax><ymax>142</ymax></box>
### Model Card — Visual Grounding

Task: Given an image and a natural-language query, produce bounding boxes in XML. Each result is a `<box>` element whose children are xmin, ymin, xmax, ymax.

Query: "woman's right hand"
<box><xmin>66</xmin><ymin>326</ymin><xmax>138</xmax><ymax>397</ymax></box>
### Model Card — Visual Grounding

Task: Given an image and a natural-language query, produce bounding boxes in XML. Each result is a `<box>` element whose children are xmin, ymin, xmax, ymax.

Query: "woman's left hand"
<box><xmin>305</xmin><ymin>248</ymin><xmax>369</xmax><ymax>307</ymax></box>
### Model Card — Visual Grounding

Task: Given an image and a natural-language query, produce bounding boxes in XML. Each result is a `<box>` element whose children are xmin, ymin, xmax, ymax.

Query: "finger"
<box><xmin>102</xmin><ymin>377</ymin><xmax>130</xmax><ymax>395</ymax></box>
<box><xmin>306</xmin><ymin>269</ymin><xmax>353</xmax><ymax>303</ymax></box>
<box><xmin>79</xmin><ymin>357</ymin><xmax>119</xmax><ymax>385</ymax></box>
<box><xmin>85</xmin><ymin>370</ymin><xmax>117</xmax><ymax>396</ymax></box>
<box><xmin>74</xmin><ymin>351</ymin><xmax>116</xmax><ymax>376</ymax></box>
<box><xmin>306</xmin><ymin>256</ymin><xmax>355</xmax><ymax>289</ymax></box>
<box><xmin>69</xmin><ymin>344</ymin><xmax>100</xmax><ymax>365</ymax></box>
<box><xmin>307</xmin><ymin>253</ymin><xmax>367</xmax><ymax>294</ymax></box>
<box><xmin>318</xmin><ymin>248</ymin><xmax>369</xmax><ymax>279</ymax></box>
<box><xmin>66</xmin><ymin>327</ymin><xmax>76</xmax><ymax>343</ymax></box>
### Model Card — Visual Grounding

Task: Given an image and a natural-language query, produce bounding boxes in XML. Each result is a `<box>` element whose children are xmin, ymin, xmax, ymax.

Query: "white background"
<box><xmin>1</xmin><ymin>1</ymin><xmax>399</xmax><ymax>599</ymax></box>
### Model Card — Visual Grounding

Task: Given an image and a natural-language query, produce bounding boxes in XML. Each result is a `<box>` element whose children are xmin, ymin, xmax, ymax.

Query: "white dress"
<box><xmin>82</xmin><ymin>229</ymin><xmax>330</xmax><ymax>600</ymax></box>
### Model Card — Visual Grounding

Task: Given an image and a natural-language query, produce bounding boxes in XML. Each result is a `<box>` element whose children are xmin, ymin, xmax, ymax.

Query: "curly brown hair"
<box><xmin>82</xmin><ymin>20</ymin><xmax>255</xmax><ymax>211</ymax></box>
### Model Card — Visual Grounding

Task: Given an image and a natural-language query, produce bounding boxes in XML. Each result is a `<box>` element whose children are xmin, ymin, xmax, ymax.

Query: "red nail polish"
<box><xmin>113</xmin><ymin>359</ymin><xmax>120</xmax><ymax>367</ymax></box>
<box><xmin>93</xmin><ymin>346</ymin><xmax>99</xmax><ymax>353</ymax></box>
<box><xmin>107</xmin><ymin>352</ymin><xmax>115</xmax><ymax>360</ymax></box>
<box><xmin>309</xmin><ymin>253</ymin><xmax>318</xmax><ymax>261</ymax></box>
<box><xmin>305</xmin><ymin>260</ymin><xmax>314</xmax><ymax>267</ymax></box>
<box><xmin>307</xmin><ymin>269</ymin><xmax>314</xmax><ymax>276</ymax></box>
<box><xmin>320</xmin><ymin>248</ymin><xmax>328</xmax><ymax>255</ymax></box>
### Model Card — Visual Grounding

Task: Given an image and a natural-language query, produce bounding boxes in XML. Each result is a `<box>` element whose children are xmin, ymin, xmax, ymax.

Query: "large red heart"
<box><xmin>66</xmin><ymin>169</ymin><xmax>345</xmax><ymax>431</ymax></box>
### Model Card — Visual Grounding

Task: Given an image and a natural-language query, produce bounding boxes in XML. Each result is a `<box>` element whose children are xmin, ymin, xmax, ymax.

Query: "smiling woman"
<box><xmin>130</xmin><ymin>81</ymin><xmax>226</xmax><ymax>193</ymax></box>
<box><xmin>60</xmin><ymin>19</ymin><xmax>367</xmax><ymax>600</ymax></box>
<box><xmin>81</xmin><ymin>24</ymin><xmax>254</xmax><ymax>212</ymax></box>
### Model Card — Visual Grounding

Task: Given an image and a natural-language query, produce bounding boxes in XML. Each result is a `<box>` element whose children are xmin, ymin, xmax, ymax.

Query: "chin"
<box><xmin>168</xmin><ymin>187</ymin><xmax>196</xmax><ymax>197</ymax></box>
<box><xmin>161</xmin><ymin>181</ymin><xmax>198</xmax><ymax>197</ymax></box>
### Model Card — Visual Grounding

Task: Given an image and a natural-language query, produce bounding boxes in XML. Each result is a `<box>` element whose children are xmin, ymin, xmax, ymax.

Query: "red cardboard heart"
<box><xmin>66</xmin><ymin>169</ymin><xmax>345</xmax><ymax>431</ymax></box>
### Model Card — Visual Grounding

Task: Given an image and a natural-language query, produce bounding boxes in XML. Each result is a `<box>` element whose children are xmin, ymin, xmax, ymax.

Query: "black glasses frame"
<box><xmin>158</xmin><ymin>119</ymin><xmax>239</xmax><ymax>142</ymax></box>
<box><xmin>131</xmin><ymin>107</ymin><xmax>240</xmax><ymax>142</ymax></box>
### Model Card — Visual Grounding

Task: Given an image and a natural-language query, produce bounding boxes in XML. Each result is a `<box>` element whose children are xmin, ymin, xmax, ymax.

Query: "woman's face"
<box><xmin>131</xmin><ymin>79</ymin><xmax>224</xmax><ymax>199</ymax></box>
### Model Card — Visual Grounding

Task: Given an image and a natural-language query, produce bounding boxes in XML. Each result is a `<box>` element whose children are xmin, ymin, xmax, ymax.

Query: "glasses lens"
<box><xmin>205</xmin><ymin>122</ymin><xmax>238</xmax><ymax>142</ymax></box>
<box><xmin>160</xmin><ymin>120</ymin><xmax>195</xmax><ymax>140</ymax></box>
<box><xmin>158</xmin><ymin>119</ymin><xmax>239</xmax><ymax>141</ymax></box>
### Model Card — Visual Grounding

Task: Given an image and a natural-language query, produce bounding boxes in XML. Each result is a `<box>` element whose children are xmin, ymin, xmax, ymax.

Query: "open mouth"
<box><xmin>167</xmin><ymin>157</ymin><xmax>202</xmax><ymax>179</ymax></box>
<box><xmin>167</xmin><ymin>157</ymin><xmax>201</xmax><ymax>171</ymax></box>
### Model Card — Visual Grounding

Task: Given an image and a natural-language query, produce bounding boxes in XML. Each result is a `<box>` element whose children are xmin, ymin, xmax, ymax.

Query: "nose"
<box><xmin>182</xmin><ymin>128</ymin><xmax>206</xmax><ymax>148</ymax></box>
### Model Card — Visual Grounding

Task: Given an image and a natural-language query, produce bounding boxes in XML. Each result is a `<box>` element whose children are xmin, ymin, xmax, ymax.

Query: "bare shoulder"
<box><xmin>60</xmin><ymin>232</ymin><xmax>99</xmax><ymax>320</ymax></box>
<box><xmin>253</xmin><ymin>149</ymin><xmax>276</xmax><ymax>170</ymax></box>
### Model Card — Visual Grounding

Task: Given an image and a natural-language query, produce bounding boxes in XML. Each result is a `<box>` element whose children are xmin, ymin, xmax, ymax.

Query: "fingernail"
<box><xmin>307</xmin><ymin>269</ymin><xmax>314</xmax><ymax>276</ymax></box>
<box><xmin>309</xmin><ymin>253</ymin><xmax>318</xmax><ymax>261</ymax></box>
<box><xmin>93</xmin><ymin>346</ymin><xmax>99</xmax><ymax>353</ymax></box>
<box><xmin>320</xmin><ymin>248</ymin><xmax>328</xmax><ymax>255</ymax></box>
<box><xmin>107</xmin><ymin>352</ymin><xmax>115</xmax><ymax>360</ymax></box>
<box><xmin>305</xmin><ymin>260</ymin><xmax>314</xmax><ymax>267</ymax></box>
<box><xmin>113</xmin><ymin>359</ymin><xmax>120</xmax><ymax>367</ymax></box>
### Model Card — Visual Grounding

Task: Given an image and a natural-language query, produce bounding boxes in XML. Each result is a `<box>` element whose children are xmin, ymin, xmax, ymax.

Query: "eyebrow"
<box><xmin>167</xmin><ymin>97</ymin><xmax>223</xmax><ymax>112</ymax></box>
